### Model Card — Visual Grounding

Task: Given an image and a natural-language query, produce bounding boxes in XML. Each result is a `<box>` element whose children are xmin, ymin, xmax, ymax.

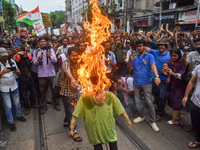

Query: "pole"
<box><xmin>159</xmin><ymin>0</ymin><xmax>162</xmax><ymax>28</ymax></box>
<box><xmin>196</xmin><ymin>0</ymin><xmax>200</xmax><ymax>27</ymax></box>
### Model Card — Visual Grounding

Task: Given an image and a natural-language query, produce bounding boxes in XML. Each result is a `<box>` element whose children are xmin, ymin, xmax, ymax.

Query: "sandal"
<box><xmin>70</xmin><ymin>132</ymin><xmax>83</xmax><ymax>142</ymax></box>
<box><xmin>184</xmin><ymin>125</ymin><xmax>194</xmax><ymax>132</ymax></box>
<box><xmin>166</xmin><ymin>120</ymin><xmax>179</xmax><ymax>125</ymax></box>
<box><xmin>188</xmin><ymin>141</ymin><xmax>200</xmax><ymax>149</ymax></box>
<box><xmin>156</xmin><ymin>115</ymin><xmax>161</xmax><ymax>122</ymax></box>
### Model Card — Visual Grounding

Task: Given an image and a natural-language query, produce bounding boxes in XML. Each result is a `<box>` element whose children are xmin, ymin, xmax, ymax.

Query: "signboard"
<box><xmin>178</xmin><ymin>10</ymin><xmax>200</xmax><ymax>24</ymax></box>
<box><xmin>132</xmin><ymin>16</ymin><xmax>154</xmax><ymax>27</ymax></box>
<box><xmin>60</xmin><ymin>24</ymin><xmax>67</xmax><ymax>34</ymax></box>
<box><xmin>53</xmin><ymin>29</ymin><xmax>60</xmax><ymax>36</ymax></box>
<box><xmin>154</xmin><ymin>13</ymin><xmax>175</xmax><ymax>25</ymax></box>
<box><xmin>32</xmin><ymin>20</ymin><xmax>47</xmax><ymax>36</ymax></box>
<box><xmin>20</xmin><ymin>27</ymin><xmax>30</xmax><ymax>40</ymax></box>
<box><xmin>41</xmin><ymin>13</ymin><xmax>52</xmax><ymax>27</ymax></box>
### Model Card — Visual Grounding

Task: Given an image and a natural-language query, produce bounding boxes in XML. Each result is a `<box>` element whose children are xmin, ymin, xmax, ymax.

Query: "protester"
<box><xmin>127</xmin><ymin>39</ymin><xmax>160</xmax><ymax>132</ymax></box>
<box><xmin>0</xmin><ymin>47</ymin><xmax>26</xmax><ymax>131</ymax></box>
<box><xmin>33</xmin><ymin>36</ymin><xmax>60</xmax><ymax>114</ymax></box>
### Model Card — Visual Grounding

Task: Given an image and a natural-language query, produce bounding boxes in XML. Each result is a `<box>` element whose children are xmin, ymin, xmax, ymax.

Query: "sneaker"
<box><xmin>150</xmin><ymin>122</ymin><xmax>159</xmax><ymax>132</ymax></box>
<box><xmin>54</xmin><ymin>105</ymin><xmax>61</xmax><ymax>111</ymax></box>
<box><xmin>133</xmin><ymin>116</ymin><xmax>145</xmax><ymax>124</ymax></box>
<box><xmin>40</xmin><ymin>107</ymin><xmax>47</xmax><ymax>114</ymax></box>
<box><xmin>17</xmin><ymin>116</ymin><xmax>27</xmax><ymax>122</ymax></box>
<box><xmin>24</xmin><ymin>108</ymin><xmax>30</xmax><ymax>115</ymax></box>
<box><xmin>9</xmin><ymin>123</ymin><xmax>17</xmax><ymax>131</ymax></box>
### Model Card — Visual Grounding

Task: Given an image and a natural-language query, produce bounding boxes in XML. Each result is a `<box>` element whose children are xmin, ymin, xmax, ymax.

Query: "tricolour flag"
<box><xmin>17</xmin><ymin>6</ymin><xmax>41</xmax><ymax>25</ymax></box>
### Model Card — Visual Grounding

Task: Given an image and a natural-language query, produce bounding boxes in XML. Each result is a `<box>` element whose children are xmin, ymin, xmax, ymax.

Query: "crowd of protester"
<box><xmin>0</xmin><ymin>23</ymin><xmax>200</xmax><ymax>149</ymax></box>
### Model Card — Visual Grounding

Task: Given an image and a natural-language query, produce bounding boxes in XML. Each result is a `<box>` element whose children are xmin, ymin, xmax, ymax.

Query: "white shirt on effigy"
<box><xmin>0</xmin><ymin>59</ymin><xmax>18</xmax><ymax>92</ymax></box>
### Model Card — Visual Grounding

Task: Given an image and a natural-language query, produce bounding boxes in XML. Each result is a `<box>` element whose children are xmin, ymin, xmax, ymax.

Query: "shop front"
<box><xmin>131</xmin><ymin>15</ymin><xmax>154</xmax><ymax>32</ymax></box>
<box><xmin>178</xmin><ymin>9</ymin><xmax>198</xmax><ymax>31</ymax></box>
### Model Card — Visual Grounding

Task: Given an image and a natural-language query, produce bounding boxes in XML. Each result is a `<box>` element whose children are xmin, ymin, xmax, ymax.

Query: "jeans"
<box><xmin>62</xmin><ymin>96</ymin><xmax>76</xmax><ymax>125</ymax></box>
<box><xmin>133</xmin><ymin>84</ymin><xmax>156</xmax><ymax>122</ymax></box>
<box><xmin>19</xmin><ymin>78</ymin><xmax>36</xmax><ymax>108</ymax></box>
<box><xmin>190</xmin><ymin>101</ymin><xmax>200</xmax><ymax>142</ymax></box>
<box><xmin>1</xmin><ymin>88</ymin><xmax>22</xmax><ymax>124</ymax></box>
<box><xmin>152</xmin><ymin>80</ymin><xmax>170</xmax><ymax>116</ymax></box>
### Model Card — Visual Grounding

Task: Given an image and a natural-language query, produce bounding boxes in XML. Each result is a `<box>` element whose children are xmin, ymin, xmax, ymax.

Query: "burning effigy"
<box><xmin>69</xmin><ymin>0</ymin><xmax>131</xmax><ymax>148</ymax></box>
<box><xmin>77</xmin><ymin>0</ymin><xmax>112</xmax><ymax>98</ymax></box>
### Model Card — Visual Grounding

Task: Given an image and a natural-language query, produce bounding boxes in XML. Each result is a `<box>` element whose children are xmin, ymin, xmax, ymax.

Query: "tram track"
<box><xmin>116</xmin><ymin>117</ymin><xmax>150</xmax><ymax>150</ymax></box>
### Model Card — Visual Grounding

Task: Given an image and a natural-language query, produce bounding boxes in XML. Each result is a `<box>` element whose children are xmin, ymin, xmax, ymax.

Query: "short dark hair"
<box><xmin>20</xmin><ymin>35</ymin><xmax>26</xmax><ymax>39</ymax></box>
<box><xmin>76</xmin><ymin>40</ymin><xmax>85</xmax><ymax>47</ymax></box>
<box><xmin>32</xmin><ymin>40</ymin><xmax>38</xmax><ymax>48</ymax></box>
<box><xmin>39</xmin><ymin>36</ymin><xmax>47</xmax><ymax>41</ymax></box>
<box><xmin>68</xmin><ymin>47</ymin><xmax>79</xmax><ymax>55</ymax></box>
<box><xmin>135</xmin><ymin>39</ymin><xmax>146</xmax><ymax>46</ymax></box>
<box><xmin>61</xmin><ymin>37</ymin><xmax>68</xmax><ymax>43</ymax></box>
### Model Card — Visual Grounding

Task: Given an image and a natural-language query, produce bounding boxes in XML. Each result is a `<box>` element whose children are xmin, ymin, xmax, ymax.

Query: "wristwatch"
<box><xmin>155</xmin><ymin>75</ymin><xmax>159</xmax><ymax>78</ymax></box>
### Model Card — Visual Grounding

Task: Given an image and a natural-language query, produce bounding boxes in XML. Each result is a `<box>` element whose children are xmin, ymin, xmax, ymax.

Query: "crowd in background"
<box><xmin>0</xmin><ymin>23</ymin><xmax>200</xmax><ymax>148</ymax></box>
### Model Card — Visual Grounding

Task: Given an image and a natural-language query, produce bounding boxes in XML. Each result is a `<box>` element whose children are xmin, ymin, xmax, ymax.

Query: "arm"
<box><xmin>184</xmin><ymin>32</ymin><xmax>195</xmax><ymax>49</ymax></box>
<box><xmin>153</xmin><ymin>24</ymin><xmax>164</xmax><ymax>42</ymax></box>
<box><xmin>0</xmin><ymin>68</ymin><xmax>11</xmax><ymax>78</ymax></box>
<box><xmin>151</xmin><ymin>64</ymin><xmax>161</xmax><ymax>86</ymax></box>
<box><xmin>63</xmin><ymin>61</ymin><xmax>78</xmax><ymax>88</ymax></box>
<box><xmin>182</xmin><ymin>75</ymin><xmax>197</xmax><ymax>106</ymax></box>
<box><xmin>165</xmin><ymin>24</ymin><xmax>174</xmax><ymax>38</ymax></box>
<box><xmin>122</xmin><ymin>111</ymin><xmax>131</xmax><ymax>126</ymax></box>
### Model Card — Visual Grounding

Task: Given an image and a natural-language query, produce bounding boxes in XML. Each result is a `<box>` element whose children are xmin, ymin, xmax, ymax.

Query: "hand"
<box><xmin>46</xmin><ymin>52</ymin><xmax>51</xmax><ymax>58</ymax></box>
<box><xmin>160</xmin><ymin>24</ymin><xmax>164</xmax><ymax>32</ymax></box>
<box><xmin>71</xmin><ymin>79</ymin><xmax>78</xmax><ymax>89</ymax></box>
<box><xmin>58</xmin><ymin>50</ymin><xmax>62</xmax><ymax>55</ymax></box>
<box><xmin>13</xmin><ymin>47</ymin><xmax>20</xmax><ymax>54</ymax></box>
<box><xmin>147</xmin><ymin>31</ymin><xmax>153</xmax><ymax>37</ymax></box>
<box><xmin>3</xmin><ymin>67</ymin><xmax>11</xmax><ymax>74</ymax></box>
<box><xmin>132</xmin><ymin>29</ymin><xmax>134</xmax><ymax>34</ymax></box>
<box><xmin>130</xmin><ymin>54</ymin><xmax>136</xmax><ymax>61</ymax></box>
<box><xmin>183</xmin><ymin>32</ymin><xmax>190</xmax><ymax>38</ymax></box>
<box><xmin>182</xmin><ymin>97</ymin><xmax>188</xmax><ymax>107</ymax></box>
<box><xmin>167</xmin><ymin>68</ymin><xmax>173</xmax><ymax>75</ymax></box>
<box><xmin>123</xmin><ymin>55</ymin><xmax>127</xmax><ymax>60</ymax></box>
<box><xmin>166</xmin><ymin>77</ymin><xmax>170</xmax><ymax>83</ymax></box>
<box><xmin>18</xmin><ymin>51</ymin><xmax>25</xmax><ymax>55</ymax></box>
<box><xmin>154</xmin><ymin>77</ymin><xmax>161</xmax><ymax>86</ymax></box>
<box><xmin>31</xmin><ymin>59</ymin><xmax>34</xmax><ymax>63</ymax></box>
<box><xmin>166</xmin><ymin>23</ymin><xmax>169</xmax><ymax>31</ymax></box>
<box><xmin>38</xmin><ymin>54</ymin><xmax>44</xmax><ymax>60</ymax></box>
<box><xmin>15</xmin><ymin>68</ymin><xmax>20</xmax><ymax>75</ymax></box>
<box><xmin>174</xmin><ymin>26</ymin><xmax>180</xmax><ymax>33</ymax></box>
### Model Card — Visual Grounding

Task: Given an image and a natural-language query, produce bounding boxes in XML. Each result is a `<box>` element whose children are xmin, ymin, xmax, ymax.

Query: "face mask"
<box><xmin>196</xmin><ymin>47</ymin><xmax>200</xmax><ymax>54</ymax></box>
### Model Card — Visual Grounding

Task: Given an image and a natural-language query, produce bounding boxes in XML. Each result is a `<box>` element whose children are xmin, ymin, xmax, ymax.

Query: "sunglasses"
<box><xmin>183</xmin><ymin>48</ymin><xmax>190</xmax><ymax>52</ymax></box>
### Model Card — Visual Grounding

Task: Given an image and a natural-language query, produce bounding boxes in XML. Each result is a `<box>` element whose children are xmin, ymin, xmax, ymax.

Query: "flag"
<box><xmin>16</xmin><ymin>6</ymin><xmax>41</xmax><ymax>25</ymax></box>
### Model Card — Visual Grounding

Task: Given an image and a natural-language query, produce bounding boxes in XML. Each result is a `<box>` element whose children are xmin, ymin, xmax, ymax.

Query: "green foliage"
<box><xmin>50</xmin><ymin>11</ymin><xmax>65</xmax><ymax>28</ymax></box>
<box><xmin>2</xmin><ymin>0</ymin><xmax>16</xmax><ymax>31</ymax></box>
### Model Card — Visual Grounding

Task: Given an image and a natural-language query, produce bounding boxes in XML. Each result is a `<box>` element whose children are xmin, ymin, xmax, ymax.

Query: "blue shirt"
<box><xmin>131</xmin><ymin>51</ymin><xmax>155</xmax><ymax>85</ymax></box>
<box><xmin>10</xmin><ymin>38</ymin><xmax>21</xmax><ymax>52</ymax></box>
<box><xmin>150</xmin><ymin>49</ymin><xmax>171</xmax><ymax>80</ymax></box>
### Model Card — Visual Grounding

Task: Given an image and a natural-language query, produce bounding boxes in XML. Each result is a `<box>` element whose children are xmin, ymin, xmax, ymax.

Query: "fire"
<box><xmin>77</xmin><ymin>0</ymin><xmax>112</xmax><ymax>96</ymax></box>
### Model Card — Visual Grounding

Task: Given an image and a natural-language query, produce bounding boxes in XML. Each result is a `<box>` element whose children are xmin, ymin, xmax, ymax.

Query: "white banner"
<box><xmin>32</xmin><ymin>20</ymin><xmax>46</xmax><ymax>36</ymax></box>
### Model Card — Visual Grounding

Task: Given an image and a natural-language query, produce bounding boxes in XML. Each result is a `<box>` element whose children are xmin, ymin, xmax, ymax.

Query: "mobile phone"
<box><xmin>7</xmin><ymin>67</ymin><xmax>16</xmax><ymax>71</ymax></box>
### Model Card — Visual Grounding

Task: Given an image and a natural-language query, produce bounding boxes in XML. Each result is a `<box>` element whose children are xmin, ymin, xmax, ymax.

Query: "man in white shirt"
<box><xmin>0</xmin><ymin>47</ymin><xmax>26</xmax><ymax>132</ymax></box>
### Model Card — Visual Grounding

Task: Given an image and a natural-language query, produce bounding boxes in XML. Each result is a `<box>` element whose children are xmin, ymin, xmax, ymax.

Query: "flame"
<box><xmin>77</xmin><ymin>0</ymin><xmax>112</xmax><ymax>96</ymax></box>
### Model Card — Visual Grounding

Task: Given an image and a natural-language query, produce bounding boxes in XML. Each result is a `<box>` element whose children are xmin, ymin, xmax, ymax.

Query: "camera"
<box><xmin>7</xmin><ymin>67</ymin><xmax>16</xmax><ymax>71</ymax></box>
<box><xmin>41</xmin><ymin>45</ymin><xmax>51</xmax><ymax>50</ymax></box>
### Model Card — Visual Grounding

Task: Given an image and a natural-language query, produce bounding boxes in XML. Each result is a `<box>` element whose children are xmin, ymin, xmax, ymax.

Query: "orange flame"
<box><xmin>77</xmin><ymin>0</ymin><xmax>112</xmax><ymax>96</ymax></box>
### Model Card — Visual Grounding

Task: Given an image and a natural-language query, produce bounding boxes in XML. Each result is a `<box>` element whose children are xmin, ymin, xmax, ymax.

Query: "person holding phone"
<box><xmin>0</xmin><ymin>47</ymin><xmax>26</xmax><ymax>132</ymax></box>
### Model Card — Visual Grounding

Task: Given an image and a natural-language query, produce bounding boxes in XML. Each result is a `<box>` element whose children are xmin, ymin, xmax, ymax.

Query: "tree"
<box><xmin>50</xmin><ymin>11</ymin><xmax>65</xmax><ymax>28</ymax></box>
<box><xmin>2</xmin><ymin>0</ymin><xmax>16</xmax><ymax>31</ymax></box>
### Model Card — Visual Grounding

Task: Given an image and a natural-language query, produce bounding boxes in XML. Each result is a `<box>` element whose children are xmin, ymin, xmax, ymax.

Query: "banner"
<box><xmin>53</xmin><ymin>29</ymin><xmax>60</xmax><ymax>36</ymax></box>
<box><xmin>75</xmin><ymin>24</ymin><xmax>82</xmax><ymax>34</ymax></box>
<box><xmin>20</xmin><ymin>27</ymin><xmax>30</xmax><ymax>40</ymax></box>
<box><xmin>178</xmin><ymin>10</ymin><xmax>200</xmax><ymax>24</ymax></box>
<box><xmin>32</xmin><ymin>20</ymin><xmax>46</xmax><ymax>36</ymax></box>
<box><xmin>60</xmin><ymin>24</ymin><xmax>67</xmax><ymax>34</ymax></box>
<box><xmin>41</xmin><ymin>13</ymin><xmax>52</xmax><ymax>27</ymax></box>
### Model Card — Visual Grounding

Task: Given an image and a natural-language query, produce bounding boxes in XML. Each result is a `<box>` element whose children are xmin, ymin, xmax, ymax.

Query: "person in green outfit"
<box><xmin>70</xmin><ymin>87</ymin><xmax>131</xmax><ymax>150</ymax></box>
